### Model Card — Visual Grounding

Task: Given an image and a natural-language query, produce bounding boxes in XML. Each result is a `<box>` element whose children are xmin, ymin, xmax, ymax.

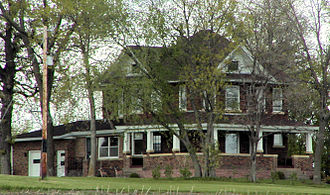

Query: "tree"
<box><xmin>239</xmin><ymin>0</ymin><xmax>300</xmax><ymax>182</ymax></box>
<box><xmin>105</xmin><ymin>0</ymin><xmax>239</xmax><ymax>177</ymax></box>
<box><xmin>281</xmin><ymin>0</ymin><xmax>329</xmax><ymax>183</ymax></box>
<box><xmin>0</xmin><ymin>0</ymin><xmax>77</xmax><ymax>176</ymax></box>
<box><xmin>67</xmin><ymin>0</ymin><xmax>122</xmax><ymax>176</ymax></box>
<box><xmin>0</xmin><ymin>1</ymin><xmax>20</xmax><ymax>174</ymax></box>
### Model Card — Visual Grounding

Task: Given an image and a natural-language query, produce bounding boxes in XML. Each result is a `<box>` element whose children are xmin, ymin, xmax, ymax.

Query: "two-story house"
<box><xmin>12</xmin><ymin>32</ymin><xmax>317</xmax><ymax>179</ymax></box>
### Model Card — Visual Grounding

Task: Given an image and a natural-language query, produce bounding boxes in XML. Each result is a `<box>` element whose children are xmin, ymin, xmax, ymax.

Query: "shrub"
<box><xmin>271</xmin><ymin>172</ymin><xmax>279</xmax><ymax>183</ymax></box>
<box><xmin>326</xmin><ymin>176</ymin><xmax>330</xmax><ymax>184</ymax></box>
<box><xmin>129</xmin><ymin>173</ymin><xmax>140</xmax><ymax>178</ymax></box>
<box><xmin>164</xmin><ymin>165</ymin><xmax>173</xmax><ymax>178</ymax></box>
<box><xmin>152</xmin><ymin>166</ymin><xmax>161</xmax><ymax>179</ymax></box>
<box><xmin>289</xmin><ymin>172</ymin><xmax>297</xmax><ymax>184</ymax></box>
<box><xmin>277</xmin><ymin>171</ymin><xmax>285</xmax><ymax>180</ymax></box>
<box><xmin>180</xmin><ymin>167</ymin><xmax>192</xmax><ymax>179</ymax></box>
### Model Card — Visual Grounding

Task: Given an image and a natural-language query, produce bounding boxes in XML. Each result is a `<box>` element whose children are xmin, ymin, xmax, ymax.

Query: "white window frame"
<box><xmin>225</xmin><ymin>133</ymin><xmax>240</xmax><ymax>154</ymax></box>
<box><xmin>272</xmin><ymin>88</ymin><xmax>283</xmax><ymax>113</ymax></box>
<box><xmin>179</xmin><ymin>85</ymin><xmax>187</xmax><ymax>111</ymax></box>
<box><xmin>225</xmin><ymin>86</ymin><xmax>240</xmax><ymax>111</ymax></box>
<box><xmin>98</xmin><ymin>136</ymin><xmax>119</xmax><ymax>159</ymax></box>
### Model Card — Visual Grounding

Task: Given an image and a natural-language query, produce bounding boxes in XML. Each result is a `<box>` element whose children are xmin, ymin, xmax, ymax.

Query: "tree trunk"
<box><xmin>0</xmin><ymin>22</ymin><xmax>17</xmax><ymax>174</ymax></box>
<box><xmin>183</xmin><ymin>136</ymin><xmax>202</xmax><ymax>177</ymax></box>
<box><xmin>87</xmin><ymin>88</ymin><xmax>97</xmax><ymax>177</ymax></box>
<box><xmin>82</xmin><ymin>47</ymin><xmax>97</xmax><ymax>177</ymax></box>
<box><xmin>250</xmin><ymin>138</ymin><xmax>257</xmax><ymax>182</ymax></box>
<box><xmin>313</xmin><ymin>115</ymin><xmax>326</xmax><ymax>183</ymax></box>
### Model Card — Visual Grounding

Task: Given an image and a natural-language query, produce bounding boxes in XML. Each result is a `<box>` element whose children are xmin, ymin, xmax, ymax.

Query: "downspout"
<box><xmin>10</xmin><ymin>145</ymin><xmax>13</xmax><ymax>175</ymax></box>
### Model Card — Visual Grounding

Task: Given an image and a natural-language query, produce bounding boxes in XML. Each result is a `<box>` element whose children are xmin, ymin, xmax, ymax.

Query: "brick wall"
<box><xmin>129</xmin><ymin>153</ymin><xmax>277</xmax><ymax>179</ymax></box>
<box><xmin>292</xmin><ymin>155</ymin><xmax>313</xmax><ymax>178</ymax></box>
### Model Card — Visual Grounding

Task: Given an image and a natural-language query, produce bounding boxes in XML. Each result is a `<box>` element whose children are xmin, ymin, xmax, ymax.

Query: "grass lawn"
<box><xmin>0</xmin><ymin>175</ymin><xmax>329</xmax><ymax>194</ymax></box>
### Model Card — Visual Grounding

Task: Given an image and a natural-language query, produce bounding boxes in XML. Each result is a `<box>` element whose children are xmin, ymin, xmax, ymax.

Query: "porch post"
<box><xmin>146</xmin><ymin>130</ymin><xmax>154</xmax><ymax>153</ymax></box>
<box><xmin>306</xmin><ymin>133</ymin><xmax>313</xmax><ymax>154</ymax></box>
<box><xmin>257</xmin><ymin>130</ymin><xmax>264</xmax><ymax>153</ymax></box>
<box><xmin>172</xmin><ymin>131</ymin><xmax>180</xmax><ymax>152</ymax></box>
<box><xmin>213</xmin><ymin>129</ymin><xmax>219</xmax><ymax>149</ymax></box>
<box><xmin>123</xmin><ymin>132</ymin><xmax>130</xmax><ymax>154</ymax></box>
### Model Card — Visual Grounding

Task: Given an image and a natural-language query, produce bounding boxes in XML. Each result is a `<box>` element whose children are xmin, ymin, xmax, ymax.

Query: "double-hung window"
<box><xmin>153</xmin><ymin>134</ymin><xmax>162</xmax><ymax>153</ymax></box>
<box><xmin>272</xmin><ymin>88</ymin><xmax>282</xmax><ymax>112</ymax></box>
<box><xmin>98</xmin><ymin>136</ymin><xmax>119</xmax><ymax>158</ymax></box>
<box><xmin>225</xmin><ymin>86</ymin><xmax>240</xmax><ymax>111</ymax></box>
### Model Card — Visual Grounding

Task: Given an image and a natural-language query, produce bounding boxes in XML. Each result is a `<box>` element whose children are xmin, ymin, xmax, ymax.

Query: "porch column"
<box><xmin>306</xmin><ymin>133</ymin><xmax>313</xmax><ymax>154</ymax></box>
<box><xmin>214</xmin><ymin>129</ymin><xmax>218</xmax><ymax>142</ymax></box>
<box><xmin>172</xmin><ymin>131</ymin><xmax>180</xmax><ymax>152</ymax></box>
<box><xmin>146</xmin><ymin>130</ymin><xmax>154</xmax><ymax>153</ymax></box>
<box><xmin>213</xmin><ymin>129</ymin><xmax>219</xmax><ymax>149</ymax></box>
<box><xmin>257</xmin><ymin>130</ymin><xmax>264</xmax><ymax>153</ymax></box>
<box><xmin>123</xmin><ymin>132</ymin><xmax>130</xmax><ymax>154</ymax></box>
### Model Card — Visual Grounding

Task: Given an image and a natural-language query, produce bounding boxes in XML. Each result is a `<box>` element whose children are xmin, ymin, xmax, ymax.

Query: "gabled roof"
<box><xmin>15</xmin><ymin>120</ymin><xmax>116</xmax><ymax>141</ymax></box>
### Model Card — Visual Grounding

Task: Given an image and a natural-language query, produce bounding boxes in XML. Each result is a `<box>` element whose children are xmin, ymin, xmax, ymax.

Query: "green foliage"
<box><xmin>287</xmin><ymin>134</ymin><xmax>306</xmax><ymax>156</ymax></box>
<box><xmin>271</xmin><ymin>171</ymin><xmax>286</xmax><ymax>182</ymax></box>
<box><xmin>179</xmin><ymin>167</ymin><xmax>192</xmax><ymax>179</ymax></box>
<box><xmin>164</xmin><ymin>165</ymin><xmax>173</xmax><ymax>178</ymax></box>
<box><xmin>326</xmin><ymin>176</ymin><xmax>330</xmax><ymax>184</ymax></box>
<box><xmin>289</xmin><ymin>172</ymin><xmax>298</xmax><ymax>185</ymax></box>
<box><xmin>129</xmin><ymin>173</ymin><xmax>140</xmax><ymax>178</ymax></box>
<box><xmin>152</xmin><ymin>166</ymin><xmax>161</xmax><ymax>179</ymax></box>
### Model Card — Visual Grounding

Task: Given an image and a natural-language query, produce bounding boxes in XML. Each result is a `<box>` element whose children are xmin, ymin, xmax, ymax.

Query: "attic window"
<box><xmin>228</xmin><ymin>61</ymin><xmax>239</xmax><ymax>72</ymax></box>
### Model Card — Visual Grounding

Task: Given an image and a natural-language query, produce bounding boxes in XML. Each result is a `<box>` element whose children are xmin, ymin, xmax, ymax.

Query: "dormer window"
<box><xmin>228</xmin><ymin>61</ymin><xmax>239</xmax><ymax>72</ymax></box>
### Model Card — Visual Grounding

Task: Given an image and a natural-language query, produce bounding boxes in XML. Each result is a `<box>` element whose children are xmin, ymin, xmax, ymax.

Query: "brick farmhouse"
<box><xmin>13</xmin><ymin>32</ymin><xmax>317</xmax><ymax>179</ymax></box>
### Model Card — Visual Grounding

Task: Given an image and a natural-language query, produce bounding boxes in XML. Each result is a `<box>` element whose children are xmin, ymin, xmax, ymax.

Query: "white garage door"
<box><xmin>28</xmin><ymin>150</ymin><xmax>40</xmax><ymax>177</ymax></box>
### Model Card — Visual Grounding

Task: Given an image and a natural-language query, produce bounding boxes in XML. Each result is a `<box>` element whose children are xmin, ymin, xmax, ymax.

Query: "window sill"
<box><xmin>225</xmin><ymin>109</ymin><xmax>242</xmax><ymax>113</ymax></box>
<box><xmin>98</xmin><ymin>157</ymin><xmax>121</xmax><ymax>161</ymax></box>
<box><xmin>272</xmin><ymin>111</ymin><xmax>285</xmax><ymax>115</ymax></box>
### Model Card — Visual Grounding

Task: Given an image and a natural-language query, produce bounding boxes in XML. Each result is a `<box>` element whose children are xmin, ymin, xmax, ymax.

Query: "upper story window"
<box><xmin>228</xmin><ymin>61</ymin><xmax>239</xmax><ymax>72</ymax></box>
<box><xmin>256</xmin><ymin>87</ymin><xmax>266</xmax><ymax>112</ymax></box>
<box><xmin>225</xmin><ymin>86</ymin><xmax>240</xmax><ymax>111</ymax></box>
<box><xmin>98</xmin><ymin>136</ymin><xmax>119</xmax><ymax>158</ymax></box>
<box><xmin>179</xmin><ymin>85</ymin><xmax>187</xmax><ymax>111</ymax></box>
<box><xmin>272</xmin><ymin>88</ymin><xmax>283</xmax><ymax>112</ymax></box>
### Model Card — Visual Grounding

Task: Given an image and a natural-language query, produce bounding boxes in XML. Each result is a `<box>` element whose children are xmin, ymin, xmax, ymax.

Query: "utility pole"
<box><xmin>41</xmin><ymin>24</ymin><xmax>48</xmax><ymax>180</ymax></box>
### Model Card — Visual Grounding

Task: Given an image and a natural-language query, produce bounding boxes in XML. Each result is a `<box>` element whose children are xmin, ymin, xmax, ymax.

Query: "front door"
<box><xmin>28</xmin><ymin>150</ymin><xmax>40</xmax><ymax>177</ymax></box>
<box><xmin>57</xmin><ymin>150</ymin><xmax>65</xmax><ymax>177</ymax></box>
